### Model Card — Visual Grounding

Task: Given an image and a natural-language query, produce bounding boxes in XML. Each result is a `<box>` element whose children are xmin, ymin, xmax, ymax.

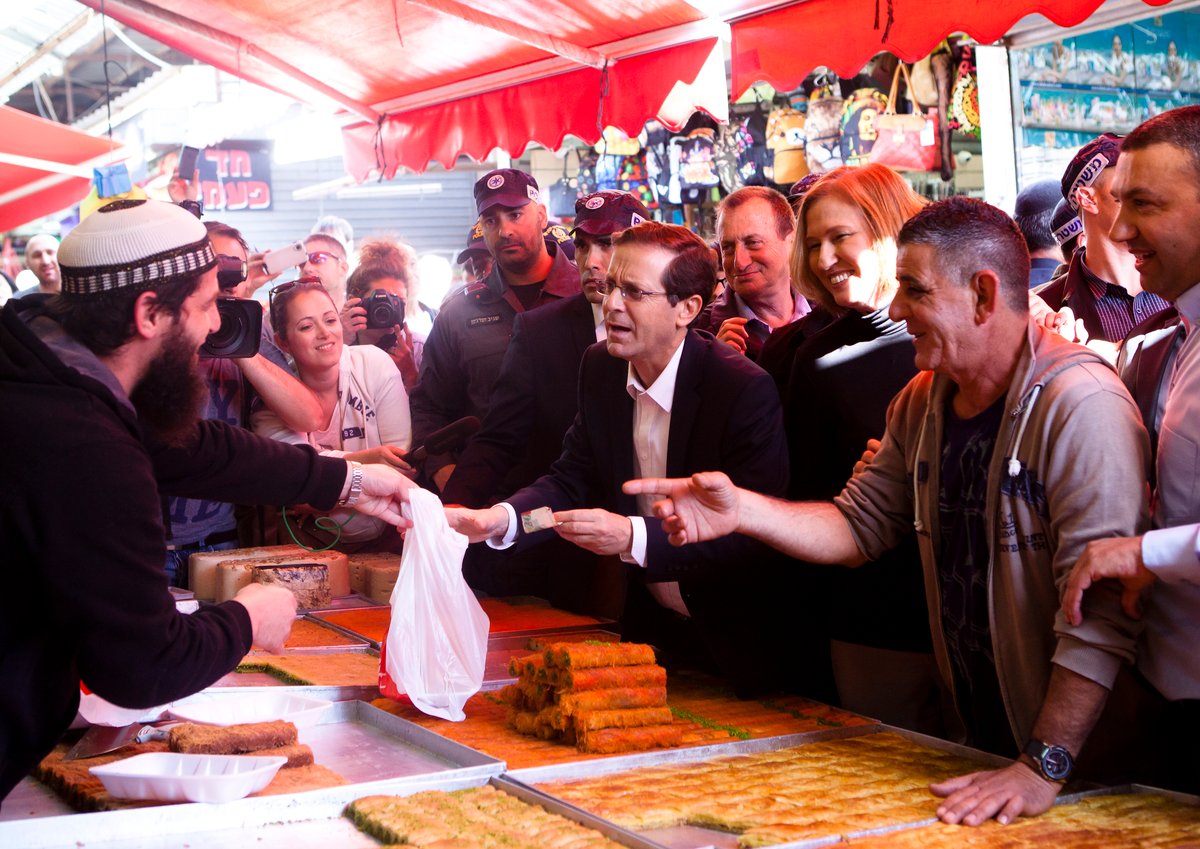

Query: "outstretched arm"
<box><xmin>623</xmin><ymin>472</ymin><xmax>865</xmax><ymax>566</ymax></box>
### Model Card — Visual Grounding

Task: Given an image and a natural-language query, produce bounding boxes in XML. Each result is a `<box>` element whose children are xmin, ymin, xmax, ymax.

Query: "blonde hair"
<box><xmin>792</xmin><ymin>164</ymin><xmax>927</xmax><ymax>316</ymax></box>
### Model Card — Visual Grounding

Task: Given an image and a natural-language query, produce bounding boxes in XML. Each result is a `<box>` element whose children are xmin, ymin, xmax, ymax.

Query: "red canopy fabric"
<box><xmin>0</xmin><ymin>106</ymin><xmax>121</xmax><ymax>232</ymax></box>
<box><xmin>343</xmin><ymin>38</ymin><xmax>719</xmax><ymax>179</ymax></box>
<box><xmin>730</xmin><ymin>0</ymin><xmax>1177</xmax><ymax>99</ymax></box>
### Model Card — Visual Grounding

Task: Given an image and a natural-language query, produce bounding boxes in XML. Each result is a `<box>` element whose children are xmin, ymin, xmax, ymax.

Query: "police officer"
<box><xmin>411</xmin><ymin>168</ymin><xmax>580</xmax><ymax>492</ymax></box>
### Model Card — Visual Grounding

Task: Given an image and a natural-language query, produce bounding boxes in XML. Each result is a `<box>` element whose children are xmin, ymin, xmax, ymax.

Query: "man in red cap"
<box><xmin>411</xmin><ymin>168</ymin><xmax>580</xmax><ymax>492</ymax></box>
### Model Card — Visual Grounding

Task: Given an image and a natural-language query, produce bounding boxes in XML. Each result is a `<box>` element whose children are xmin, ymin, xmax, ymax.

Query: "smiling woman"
<box><xmin>781</xmin><ymin>164</ymin><xmax>942</xmax><ymax>736</ymax></box>
<box><xmin>252</xmin><ymin>279</ymin><xmax>412</xmax><ymax>551</ymax></box>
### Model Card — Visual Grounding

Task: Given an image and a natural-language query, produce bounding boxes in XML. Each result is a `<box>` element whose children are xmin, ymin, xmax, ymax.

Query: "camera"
<box><xmin>364</xmin><ymin>288</ymin><xmax>405</xmax><ymax>330</ymax></box>
<box><xmin>216</xmin><ymin>254</ymin><xmax>247</xmax><ymax>290</ymax></box>
<box><xmin>200</xmin><ymin>297</ymin><xmax>263</xmax><ymax>359</ymax></box>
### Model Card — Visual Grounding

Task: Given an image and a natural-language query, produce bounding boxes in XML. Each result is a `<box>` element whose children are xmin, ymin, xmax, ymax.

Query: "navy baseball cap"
<box><xmin>788</xmin><ymin>174</ymin><xmax>823</xmax><ymax>202</ymax></box>
<box><xmin>474</xmin><ymin>168</ymin><xmax>540</xmax><ymax>215</ymax></box>
<box><xmin>455</xmin><ymin>221</ymin><xmax>488</xmax><ymax>264</ymax></box>
<box><xmin>570</xmin><ymin>191</ymin><xmax>651</xmax><ymax>237</ymax></box>
<box><xmin>1051</xmin><ymin>197</ymin><xmax>1083</xmax><ymax>247</ymax></box>
<box><xmin>1061</xmin><ymin>133</ymin><xmax>1121</xmax><ymax>211</ymax></box>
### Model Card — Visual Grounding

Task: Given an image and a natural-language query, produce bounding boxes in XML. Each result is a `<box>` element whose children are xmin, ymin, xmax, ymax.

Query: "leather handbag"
<box><xmin>870</xmin><ymin>63</ymin><xmax>940</xmax><ymax>172</ymax></box>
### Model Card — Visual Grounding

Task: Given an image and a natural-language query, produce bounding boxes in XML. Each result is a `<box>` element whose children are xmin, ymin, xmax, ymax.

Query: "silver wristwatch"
<box><xmin>340</xmin><ymin>461</ymin><xmax>364</xmax><ymax>508</ymax></box>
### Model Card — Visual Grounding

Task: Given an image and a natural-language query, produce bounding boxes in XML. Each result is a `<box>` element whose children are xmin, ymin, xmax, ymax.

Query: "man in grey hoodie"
<box><xmin>627</xmin><ymin>197</ymin><xmax>1149</xmax><ymax>827</ymax></box>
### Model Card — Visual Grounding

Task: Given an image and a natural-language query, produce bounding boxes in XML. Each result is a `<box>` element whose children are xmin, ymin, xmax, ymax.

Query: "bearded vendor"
<box><xmin>0</xmin><ymin>199</ymin><xmax>417</xmax><ymax>802</ymax></box>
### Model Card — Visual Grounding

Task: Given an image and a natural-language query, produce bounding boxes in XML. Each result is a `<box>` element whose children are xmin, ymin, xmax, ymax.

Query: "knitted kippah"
<box><xmin>58</xmin><ymin>199</ymin><xmax>216</xmax><ymax>296</ymax></box>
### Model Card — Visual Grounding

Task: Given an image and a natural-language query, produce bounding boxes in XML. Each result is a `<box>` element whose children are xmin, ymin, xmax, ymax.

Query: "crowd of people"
<box><xmin>3</xmin><ymin>103</ymin><xmax>1199</xmax><ymax>824</ymax></box>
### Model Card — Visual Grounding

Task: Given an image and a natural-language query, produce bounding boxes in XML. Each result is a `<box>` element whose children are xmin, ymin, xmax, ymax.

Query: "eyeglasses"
<box><xmin>607</xmin><ymin>284</ymin><xmax>670</xmax><ymax>303</ymax></box>
<box><xmin>306</xmin><ymin>251</ymin><xmax>341</xmax><ymax>265</ymax></box>
<box><xmin>267</xmin><ymin>277</ymin><xmax>323</xmax><ymax>312</ymax></box>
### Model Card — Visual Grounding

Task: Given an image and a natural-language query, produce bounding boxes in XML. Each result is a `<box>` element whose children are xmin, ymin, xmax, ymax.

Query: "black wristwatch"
<box><xmin>1022</xmin><ymin>739</ymin><xmax>1074</xmax><ymax>782</ymax></box>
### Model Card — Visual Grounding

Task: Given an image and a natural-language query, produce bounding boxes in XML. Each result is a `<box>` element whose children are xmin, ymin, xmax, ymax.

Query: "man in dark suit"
<box><xmin>443</xmin><ymin>191</ymin><xmax>650</xmax><ymax>611</ymax></box>
<box><xmin>448</xmin><ymin>221</ymin><xmax>834</xmax><ymax>699</ymax></box>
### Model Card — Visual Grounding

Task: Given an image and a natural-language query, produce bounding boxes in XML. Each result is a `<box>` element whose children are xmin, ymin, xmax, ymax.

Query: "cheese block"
<box><xmin>215</xmin><ymin>551</ymin><xmax>350</xmax><ymax>603</ymax></box>
<box><xmin>365</xmin><ymin>561</ymin><xmax>401</xmax><ymax>604</ymax></box>
<box><xmin>188</xmin><ymin>544</ymin><xmax>307</xmax><ymax>601</ymax></box>
<box><xmin>347</xmin><ymin>552</ymin><xmax>401</xmax><ymax>596</ymax></box>
<box><xmin>253</xmin><ymin>563</ymin><xmax>332</xmax><ymax>609</ymax></box>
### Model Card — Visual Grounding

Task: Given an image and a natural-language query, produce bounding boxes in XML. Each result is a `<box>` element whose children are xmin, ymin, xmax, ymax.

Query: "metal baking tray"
<box><xmin>1</xmin><ymin>776</ymin><xmax>662</xmax><ymax>849</ymax></box>
<box><xmin>508</xmin><ymin>724</ymin><xmax>1008</xmax><ymax>849</ymax></box>
<box><xmin>0</xmin><ymin>700</ymin><xmax>503</xmax><ymax>849</ymax></box>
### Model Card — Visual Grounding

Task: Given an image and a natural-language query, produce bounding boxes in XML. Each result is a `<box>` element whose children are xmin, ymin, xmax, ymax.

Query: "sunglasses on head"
<box><xmin>306</xmin><ymin>250</ymin><xmax>341</xmax><ymax>265</ymax></box>
<box><xmin>268</xmin><ymin>276</ymin><xmax>324</xmax><ymax>311</ymax></box>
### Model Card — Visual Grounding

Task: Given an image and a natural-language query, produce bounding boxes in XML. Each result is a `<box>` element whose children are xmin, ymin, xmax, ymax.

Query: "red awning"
<box><xmin>343</xmin><ymin>38</ymin><xmax>721</xmax><ymax>179</ymax></box>
<box><xmin>0</xmin><ymin>106</ymin><xmax>122</xmax><ymax>232</ymax></box>
<box><xmin>730</xmin><ymin>0</ymin><xmax>1177</xmax><ymax>99</ymax></box>
<box><xmin>76</xmin><ymin>0</ymin><xmax>734</xmax><ymax>177</ymax></box>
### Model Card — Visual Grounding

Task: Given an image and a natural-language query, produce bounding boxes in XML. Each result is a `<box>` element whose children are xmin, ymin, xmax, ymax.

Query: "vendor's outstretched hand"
<box><xmin>931</xmin><ymin>761</ymin><xmax>1060</xmax><ymax>826</ymax></box>
<box><xmin>622</xmin><ymin>471</ymin><xmax>740</xmax><ymax>546</ymax></box>
<box><xmin>354</xmin><ymin>463</ymin><xmax>418</xmax><ymax>528</ymax></box>
<box><xmin>234</xmin><ymin>583</ymin><xmax>297</xmax><ymax>653</ymax></box>
<box><xmin>1062</xmin><ymin>535</ymin><xmax>1153</xmax><ymax>625</ymax></box>
<box><xmin>554</xmin><ymin>508</ymin><xmax>632</xmax><ymax>555</ymax></box>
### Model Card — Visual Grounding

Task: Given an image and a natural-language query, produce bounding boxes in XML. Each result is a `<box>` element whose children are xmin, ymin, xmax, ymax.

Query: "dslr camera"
<box><xmin>364</xmin><ymin>288</ymin><xmax>405</xmax><ymax>330</ymax></box>
<box><xmin>201</xmin><ymin>254</ymin><xmax>263</xmax><ymax>359</ymax></box>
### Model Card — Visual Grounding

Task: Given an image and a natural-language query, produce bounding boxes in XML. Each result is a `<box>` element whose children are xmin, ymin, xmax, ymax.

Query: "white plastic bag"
<box><xmin>381</xmin><ymin>488</ymin><xmax>488</xmax><ymax>721</ymax></box>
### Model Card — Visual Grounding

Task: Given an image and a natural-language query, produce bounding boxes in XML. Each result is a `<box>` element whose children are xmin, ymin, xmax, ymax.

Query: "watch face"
<box><xmin>1043</xmin><ymin>746</ymin><xmax>1073</xmax><ymax>781</ymax></box>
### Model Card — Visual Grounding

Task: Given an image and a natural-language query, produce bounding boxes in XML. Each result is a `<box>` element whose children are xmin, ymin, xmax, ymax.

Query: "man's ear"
<box><xmin>676</xmin><ymin>294</ymin><xmax>703</xmax><ymax>327</ymax></box>
<box><xmin>131</xmin><ymin>290</ymin><xmax>172</xmax><ymax>341</ymax></box>
<box><xmin>536</xmin><ymin>203</ymin><xmax>548</xmax><ymax>229</ymax></box>
<box><xmin>971</xmin><ymin>270</ymin><xmax>1003</xmax><ymax>325</ymax></box>
<box><xmin>1075</xmin><ymin>186</ymin><xmax>1099</xmax><ymax>216</ymax></box>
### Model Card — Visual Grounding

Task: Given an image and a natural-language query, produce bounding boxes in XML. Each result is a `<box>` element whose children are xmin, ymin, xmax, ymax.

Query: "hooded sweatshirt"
<box><xmin>0</xmin><ymin>297</ymin><xmax>346</xmax><ymax>801</ymax></box>
<box><xmin>834</xmin><ymin>320</ymin><xmax>1149</xmax><ymax>748</ymax></box>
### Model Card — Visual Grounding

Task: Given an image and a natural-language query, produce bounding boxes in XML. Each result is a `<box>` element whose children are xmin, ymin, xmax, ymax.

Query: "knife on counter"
<box><xmin>64</xmin><ymin>722</ymin><xmax>175</xmax><ymax>760</ymax></box>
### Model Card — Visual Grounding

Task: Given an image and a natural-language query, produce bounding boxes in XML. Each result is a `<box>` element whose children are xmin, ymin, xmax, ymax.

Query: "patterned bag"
<box><xmin>840</xmin><ymin>88</ymin><xmax>889</xmax><ymax>167</ymax></box>
<box><xmin>805</xmin><ymin>86</ymin><xmax>845</xmax><ymax>174</ymax></box>
<box><xmin>949</xmin><ymin>41</ymin><xmax>981</xmax><ymax>137</ymax></box>
<box><xmin>676</xmin><ymin>133</ymin><xmax>721</xmax><ymax>191</ymax></box>
<box><xmin>766</xmin><ymin>107</ymin><xmax>808</xmax><ymax>184</ymax></box>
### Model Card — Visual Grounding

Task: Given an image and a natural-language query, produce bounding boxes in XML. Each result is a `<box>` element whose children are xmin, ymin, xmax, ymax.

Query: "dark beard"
<box><xmin>129</xmin><ymin>324</ymin><xmax>210</xmax><ymax>447</ymax></box>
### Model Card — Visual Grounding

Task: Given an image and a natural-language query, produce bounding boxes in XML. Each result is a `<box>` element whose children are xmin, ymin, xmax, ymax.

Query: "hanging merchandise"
<box><xmin>805</xmin><ymin>83</ymin><xmax>845</xmax><ymax>174</ymax></box>
<box><xmin>766</xmin><ymin>105</ymin><xmax>808</xmax><ymax>184</ymax></box>
<box><xmin>910</xmin><ymin>55</ymin><xmax>940</xmax><ymax>108</ymax></box>
<box><xmin>594</xmin><ymin>126</ymin><xmax>642</xmax><ymax>156</ymax></box>
<box><xmin>595</xmin><ymin>150</ymin><xmax>657</xmax><ymax>209</ymax></box>
<box><xmin>675</xmin><ymin>131</ymin><xmax>721</xmax><ymax>192</ymax></box>
<box><xmin>714</xmin><ymin>118</ymin><xmax>749</xmax><ymax>193</ymax></box>
<box><xmin>949</xmin><ymin>40</ymin><xmax>981</xmax><ymax>138</ymax></box>
<box><xmin>575</xmin><ymin>147</ymin><xmax>600</xmax><ymax>198</ymax></box>
<box><xmin>548</xmin><ymin>148</ymin><xmax>582</xmax><ymax>218</ymax></box>
<box><xmin>840</xmin><ymin>88</ymin><xmax>889</xmax><ymax>167</ymax></box>
<box><xmin>871</xmin><ymin>63</ymin><xmax>940</xmax><ymax>172</ymax></box>
<box><xmin>931</xmin><ymin>42</ymin><xmax>956</xmax><ymax>181</ymax></box>
<box><xmin>644</xmin><ymin>120</ymin><xmax>673</xmax><ymax>207</ymax></box>
<box><xmin>737</xmin><ymin>104</ymin><xmax>774</xmax><ymax>186</ymax></box>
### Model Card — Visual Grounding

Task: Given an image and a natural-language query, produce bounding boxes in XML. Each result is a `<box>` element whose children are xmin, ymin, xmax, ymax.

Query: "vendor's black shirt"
<box><xmin>937</xmin><ymin>394</ymin><xmax>1014</xmax><ymax>756</ymax></box>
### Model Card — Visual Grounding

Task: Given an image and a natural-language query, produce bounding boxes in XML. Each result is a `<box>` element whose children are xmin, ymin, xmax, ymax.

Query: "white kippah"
<box><xmin>58</xmin><ymin>199</ymin><xmax>216</xmax><ymax>296</ymax></box>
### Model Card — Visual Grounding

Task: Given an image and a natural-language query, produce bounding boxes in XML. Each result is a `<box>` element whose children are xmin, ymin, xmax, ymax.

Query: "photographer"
<box><xmin>340</xmin><ymin>263</ymin><xmax>422</xmax><ymax>390</ymax></box>
<box><xmin>254</xmin><ymin>278</ymin><xmax>414</xmax><ymax>552</ymax></box>
<box><xmin>162</xmin><ymin>221</ymin><xmax>324</xmax><ymax>585</ymax></box>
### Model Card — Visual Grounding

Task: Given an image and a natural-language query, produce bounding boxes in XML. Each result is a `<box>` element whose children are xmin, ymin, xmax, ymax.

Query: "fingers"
<box><xmin>929</xmin><ymin>772</ymin><xmax>978</xmax><ymax>797</ymax></box>
<box><xmin>622</xmin><ymin>477</ymin><xmax>674</xmax><ymax>497</ymax></box>
<box><xmin>1062</xmin><ymin>569</ymin><xmax>1092</xmax><ymax>627</ymax></box>
<box><xmin>1121</xmin><ymin>586</ymin><xmax>1145</xmax><ymax>620</ymax></box>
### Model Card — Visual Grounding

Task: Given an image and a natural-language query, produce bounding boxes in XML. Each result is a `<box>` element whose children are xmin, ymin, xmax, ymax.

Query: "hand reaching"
<box><xmin>622</xmin><ymin>471</ymin><xmax>740</xmax><ymax>546</ymax></box>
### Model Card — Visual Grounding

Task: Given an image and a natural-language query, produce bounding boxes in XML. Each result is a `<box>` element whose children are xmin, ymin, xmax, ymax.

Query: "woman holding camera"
<box><xmin>254</xmin><ymin>277</ymin><xmax>413</xmax><ymax>551</ymax></box>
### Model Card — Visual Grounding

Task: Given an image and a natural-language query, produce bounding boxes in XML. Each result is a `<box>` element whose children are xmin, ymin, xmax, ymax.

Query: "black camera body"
<box><xmin>200</xmin><ymin>297</ymin><xmax>263</xmax><ymax>359</ymax></box>
<box><xmin>364</xmin><ymin>288</ymin><xmax>405</xmax><ymax>330</ymax></box>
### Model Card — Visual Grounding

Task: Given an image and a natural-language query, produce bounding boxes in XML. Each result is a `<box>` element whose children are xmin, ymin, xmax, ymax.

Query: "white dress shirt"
<box><xmin>1139</xmin><ymin>281</ymin><xmax>1200</xmax><ymax>699</ymax></box>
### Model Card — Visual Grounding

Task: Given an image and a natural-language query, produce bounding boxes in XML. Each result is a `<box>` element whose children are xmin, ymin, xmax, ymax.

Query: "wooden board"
<box><xmin>371</xmin><ymin>670</ymin><xmax>874</xmax><ymax>770</ymax></box>
<box><xmin>317</xmin><ymin>597</ymin><xmax>605</xmax><ymax>645</ymax></box>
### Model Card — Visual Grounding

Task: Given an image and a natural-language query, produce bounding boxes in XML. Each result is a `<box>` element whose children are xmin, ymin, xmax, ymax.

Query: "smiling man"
<box><xmin>705</xmin><ymin>186</ymin><xmax>810</xmax><ymax>361</ymax></box>
<box><xmin>1063</xmin><ymin>104</ymin><xmax>1200</xmax><ymax>793</ymax></box>
<box><xmin>446</xmin><ymin>222</ymin><xmax>819</xmax><ymax>697</ymax></box>
<box><xmin>0</xmin><ymin>199</ymin><xmax>416</xmax><ymax>803</ymax></box>
<box><xmin>410</xmin><ymin>168</ymin><xmax>579</xmax><ymax>493</ymax></box>
<box><xmin>626</xmin><ymin>197</ymin><xmax>1151</xmax><ymax>825</ymax></box>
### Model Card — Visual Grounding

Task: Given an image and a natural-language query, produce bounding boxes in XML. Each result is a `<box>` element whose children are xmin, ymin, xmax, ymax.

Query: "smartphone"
<box><xmin>261</xmin><ymin>241</ymin><xmax>308</xmax><ymax>275</ymax></box>
<box><xmin>178</xmin><ymin>145</ymin><xmax>201</xmax><ymax>178</ymax></box>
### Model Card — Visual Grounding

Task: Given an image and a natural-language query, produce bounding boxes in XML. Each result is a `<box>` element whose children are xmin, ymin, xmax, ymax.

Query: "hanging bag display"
<box><xmin>839</xmin><ymin>88</ymin><xmax>889</xmax><ymax>167</ymax></box>
<box><xmin>805</xmin><ymin>83</ymin><xmax>845</xmax><ymax>174</ymax></box>
<box><xmin>871</xmin><ymin>62</ymin><xmax>941</xmax><ymax>173</ymax></box>
<box><xmin>676</xmin><ymin>132</ymin><xmax>721</xmax><ymax>191</ymax></box>
<box><xmin>548</xmin><ymin>149</ymin><xmax>580</xmax><ymax>219</ymax></box>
